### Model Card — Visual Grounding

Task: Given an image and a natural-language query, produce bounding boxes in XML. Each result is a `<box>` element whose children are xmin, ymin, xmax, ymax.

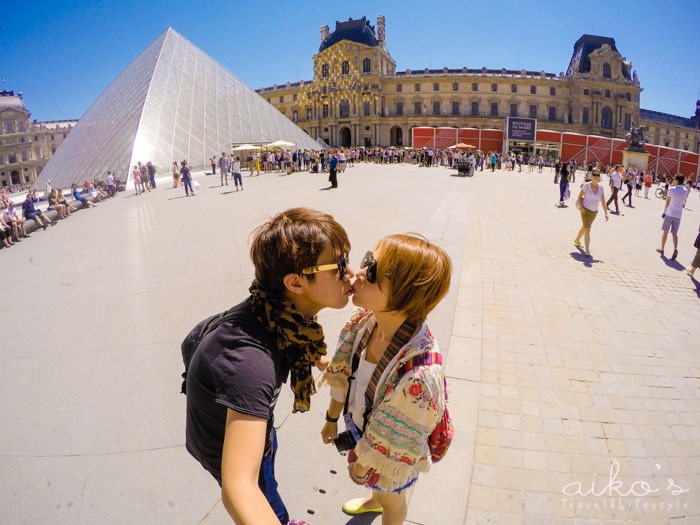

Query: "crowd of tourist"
<box><xmin>0</xmin><ymin>176</ymin><xmax>116</xmax><ymax>251</ymax></box>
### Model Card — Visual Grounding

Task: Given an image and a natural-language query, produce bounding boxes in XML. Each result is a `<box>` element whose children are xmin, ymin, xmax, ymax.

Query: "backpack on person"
<box><xmin>180</xmin><ymin>307</ymin><xmax>239</xmax><ymax>394</ymax></box>
<box><xmin>396</xmin><ymin>352</ymin><xmax>454</xmax><ymax>463</ymax></box>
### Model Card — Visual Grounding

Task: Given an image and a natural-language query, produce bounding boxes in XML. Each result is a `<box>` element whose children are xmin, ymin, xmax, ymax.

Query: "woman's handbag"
<box><xmin>694</xmin><ymin>232</ymin><xmax>700</xmax><ymax>249</ymax></box>
<box><xmin>397</xmin><ymin>352</ymin><xmax>454</xmax><ymax>463</ymax></box>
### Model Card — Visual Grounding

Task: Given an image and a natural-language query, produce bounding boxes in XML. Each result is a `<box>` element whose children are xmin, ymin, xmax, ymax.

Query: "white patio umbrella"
<box><xmin>231</xmin><ymin>144</ymin><xmax>259</xmax><ymax>151</ymax></box>
<box><xmin>266</xmin><ymin>140</ymin><xmax>296</xmax><ymax>150</ymax></box>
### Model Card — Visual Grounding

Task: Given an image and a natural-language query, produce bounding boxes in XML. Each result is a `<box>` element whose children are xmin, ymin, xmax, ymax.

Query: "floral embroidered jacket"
<box><xmin>320</xmin><ymin>308</ymin><xmax>446</xmax><ymax>493</ymax></box>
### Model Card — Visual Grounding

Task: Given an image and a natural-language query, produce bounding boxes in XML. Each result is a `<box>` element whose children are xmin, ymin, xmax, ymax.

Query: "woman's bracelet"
<box><xmin>325</xmin><ymin>411</ymin><xmax>339</xmax><ymax>423</ymax></box>
<box><xmin>348</xmin><ymin>463</ymin><xmax>374</xmax><ymax>485</ymax></box>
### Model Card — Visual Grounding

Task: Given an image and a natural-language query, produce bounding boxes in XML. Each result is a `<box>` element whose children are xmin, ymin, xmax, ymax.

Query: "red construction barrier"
<box><xmin>435</xmin><ymin>127</ymin><xmax>458</xmax><ymax>149</ymax></box>
<box><xmin>481</xmin><ymin>129</ymin><xmax>503</xmax><ymax>153</ymax></box>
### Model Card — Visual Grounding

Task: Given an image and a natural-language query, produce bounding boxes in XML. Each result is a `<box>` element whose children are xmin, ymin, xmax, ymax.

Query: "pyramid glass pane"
<box><xmin>37</xmin><ymin>28</ymin><xmax>321</xmax><ymax>189</ymax></box>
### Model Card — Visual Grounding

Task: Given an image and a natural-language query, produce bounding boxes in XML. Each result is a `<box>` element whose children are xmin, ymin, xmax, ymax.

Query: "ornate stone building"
<box><xmin>0</xmin><ymin>90</ymin><xmax>75</xmax><ymax>188</ymax></box>
<box><xmin>257</xmin><ymin>17</ymin><xmax>700</xmax><ymax>155</ymax></box>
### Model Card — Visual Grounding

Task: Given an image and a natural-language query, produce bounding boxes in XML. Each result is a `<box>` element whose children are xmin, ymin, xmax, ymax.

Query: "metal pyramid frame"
<box><xmin>37</xmin><ymin>27</ymin><xmax>321</xmax><ymax>188</ymax></box>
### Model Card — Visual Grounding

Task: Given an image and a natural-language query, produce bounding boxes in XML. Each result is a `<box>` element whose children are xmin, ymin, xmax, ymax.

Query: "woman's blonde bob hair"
<box><xmin>375</xmin><ymin>233</ymin><xmax>452</xmax><ymax>322</ymax></box>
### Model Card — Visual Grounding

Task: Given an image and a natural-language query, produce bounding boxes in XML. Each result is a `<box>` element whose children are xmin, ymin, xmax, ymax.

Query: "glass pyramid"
<box><xmin>37</xmin><ymin>27</ymin><xmax>321</xmax><ymax>188</ymax></box>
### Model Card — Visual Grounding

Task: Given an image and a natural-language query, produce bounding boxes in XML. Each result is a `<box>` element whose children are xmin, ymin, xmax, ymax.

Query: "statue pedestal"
<box><xmin>622</xmin><ymin>148</ymin><xmax>649</xmax><ymax>172</ymax></box>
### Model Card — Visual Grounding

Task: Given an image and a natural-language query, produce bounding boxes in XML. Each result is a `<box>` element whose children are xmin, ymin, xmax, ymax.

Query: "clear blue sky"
<box><xmin>2</xmin><ymin>0</ymin><xmax>698</xmax><ymax>122</ymax></box>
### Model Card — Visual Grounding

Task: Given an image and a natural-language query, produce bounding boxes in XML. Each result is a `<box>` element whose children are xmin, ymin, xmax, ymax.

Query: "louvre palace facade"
<box><xmin>0</xmin><ymin>90</ymin><xmax>76</xmax><ymax>188</ymax></box>
<box><xmin>257</xmin><ymin>16</ymin><xmax>700</xmax><ymax>156</ymax></box>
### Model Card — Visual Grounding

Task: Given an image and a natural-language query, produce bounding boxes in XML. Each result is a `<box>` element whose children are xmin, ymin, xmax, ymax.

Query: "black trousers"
<box><xmin>329</xmin><ymin>168</ymin><xmax>338</xmax><ymax>188</ymax></box>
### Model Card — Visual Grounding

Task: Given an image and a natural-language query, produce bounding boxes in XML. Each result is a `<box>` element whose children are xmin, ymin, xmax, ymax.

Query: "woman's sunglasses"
<box><xmin>360</xmin><ymin>251</ymin><xmax>378</xmax><ymax>283</ymax></box>
<box><xmin>301</xmin><ymin>254</ymin><xmax>348</xmax><ymax>281</ymax></box>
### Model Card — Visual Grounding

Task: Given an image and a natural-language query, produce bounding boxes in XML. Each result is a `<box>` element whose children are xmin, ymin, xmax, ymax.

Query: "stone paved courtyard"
<box><xmin>2</xmin><ymin>161</ymin><xmax>699</xmax><ymax>524</ymax></box>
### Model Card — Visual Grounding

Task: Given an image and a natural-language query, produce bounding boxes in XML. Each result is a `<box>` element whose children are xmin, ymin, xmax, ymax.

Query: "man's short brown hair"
<box><xmin>250</xmin><ymin>207</ymin><xmax>350</xmax><ymax>295</ymax></box>
<box><xmin>375</xmin><ymin>234</ymin><xmax>452</xmax><ymax>322</ymax></box>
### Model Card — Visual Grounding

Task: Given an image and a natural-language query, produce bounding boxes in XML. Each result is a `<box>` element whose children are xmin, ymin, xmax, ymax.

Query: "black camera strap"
<box><xmin>343</xmin><ymin>316</ymin><xmax>418</xmax><ymax>434</ymax></box>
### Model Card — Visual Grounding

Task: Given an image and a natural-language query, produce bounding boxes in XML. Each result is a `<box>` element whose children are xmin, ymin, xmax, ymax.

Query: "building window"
<box><xmin>322</xmin><ymin>104</ymin><xmax>329</xmax><ymax>118</ymax></box>
<box><xmin>548</xmin><ymin>106</ymin><xmax>557</xmax><ymax>121</ymax></box>
<box><xmin>20</xmin><ymin>137</ymin><xmax>25</xmax><ymax>143</ymax></box>
<box><xmin>292</xmin><ymin>94</ymin><xmax>297</xmax><ymax>101</ymax></box>
<box><xmin>322</xmin><ymin>63</ymin><xmax>329</xmax><ymax>77</ymax></box>
<box><xmin>415</xmin><ymin>83</ymin><xmax>421</xmax><ymax>92</ymax></box>
<box><xmin>50</xmin><ymin>135</ymin><xmax>55</xmax><ymax>140</ymax></box>
<box><xmin>491</xmin><ymin>83</ymin><xmax>497</xmax><ymax>92</ymax></box>
<box><xmin>0</xmin><ymin>154</ymin><xmax>3</xmax><ymax>164</ymax></box>
<box><xmin>605</xmin><ymin>89</ymin><xmax>611</xmax><ymax>98</ymax></box>
<box><xmin>18</xmin><ymin>122</ymin><xmax>25</xmax><ymax>132</ymax></box>
<box><xmin>452</xmin><ymin>82</ymin><xmax>458</xmax><ymax>91</ymax></box>
<box><xmin>280</xmin><ymin>96</ymin><xmax>284</xmax><ymax>103</ymax></box>
<box><xmin>529</xmin><ymin>105</ymin><xmax>537</xmax><ymax>119</ymax></box>
<box><xmin>433</xmin><ymin>83</ymin><xmax>439</xmax><ymax>91</ymax></box>
<box><xmin>292</xmin><ymin>110</ymin><xmax>298</xmax><ymax>122</ymax></box>
<box><xmin>665</xmin><ymin>141</ymin><xmax>669</xmax><ymax>147</ymax></box>
<box><xmin>583</xmin><ymin>88</ymin><xmax>589</xmax><ymax>95</ymax></box>
<box><xmin>582</xmin><ymin>107</ymin><xmax>589</xmax><ymax>124</ymax></box>
<box><xmin>626</xmin><ymin>92</ymin><xmax>631</xmax><ymax>101</ymax></box>
<box><xmin>472</xmin><ymin>83</ymin><xmax>478</xmax><ymax>91</ymax></box>
<box><xmin>307</xmin><ymin>92</ymin><xmax>312</xmax><ymax>99</ymax></box>
<box><xmin>342</xmin><ymin>60</ymin><xmax>350</xmax><ymax>75</ymax></box>
<box><xmin>363</xmin><ymin>58</ymin><xmax>371</xmax><ymax>73</ymax></box>
<box><xmin>397</xmin><ymin>84</ymin><xmax>402</xmax><ymax>92</ymax></box>
<box><xmin>666</xmin><ymin>129</ymin><xmax>670</xmax><ymax>135</ymax></box>
<box><xmin>490</xmin><ymin>102</ymin><xmax>498</xmax><ymax>116</ymax></box>
<box><xmin>452</xmin><ymin>101</ymin><xmax>459</xmax><ymax>116</ymax></box>
<box><xmin>510</xmin><ymin>104</ymin><xmax>518</xmax><ymax>117</ymax></box>
<box><xmin>603</xmin><ymin>63</ymin><xmax>611</xmax><ymax>78</ymax></box>
<box><xmin>433</xmin><ymin>101</ymin><xmax>441</xmax><ymax>115</ymax></box>
<box><xmin>471</xmin><ymin>101</ymin><xmax>479</xmax><ymax>116</ymax></box>
<box><xmin>511</xmin><ymin>84</ymin><xmax>517</xmax><ymax>93</ymax></box>
<box><xmin>322</xmin><ymin>86</ymin><xmax>327</xmax><ymax>94</ymax></box>
<box><xmin>5</xmin><ymin>122</ymin><xmax>12</xmax><ymax>133</ymax></box>
<box><xmin>9</xmin><ymin>153</ymin><xmax>17</xmax><ymax>163</ymax></box>
<box><xmin>307</xmin><ymin>108</ymin><xmax>313</xmax><ymax>119</ymax></box>
<box><xmin>34</xmin><ymin>147</ymin><xmax>41</xmax><ymax>158</ymax></box>
<box><xmin>624</xmin><ymin>113</ymin><xmax>631</xmax><ymax>130</ymax></box>
<box><xmin>396</xmin><ymin>101</ymin><xmax>404</xmax><ymax>115</ymax></box>
<box><xmin>601</xmin><ymin>106</ymin><xmax>612</xmax><ymax>128</ymax></box>
<box><xmin>34</xmin><ymin>135</ymin><xmax>39</xmax><ymax>141</ymax></box>
<box><xmin>414</xmin><ymin>102</ymin><xmax>422</xmax><ymax>115</ymax></box>
<box><xmin>364</xmin><ymin>100</ymin><xmax>370</xmax><ymax>116</ymax></box>
<box><xmin>549</xmin><ymin>87</ymin><xmax>556</xmax><ymax>96</ymax></box>
<box><xmin>531</xmin><ymin>85</ymin><xmax>537</xmax><ymax>95</ymax></box>
<box><xmin>51</xmin><ymin>147</ymin><xmax>56</xmax><ymax>154</ymax></box>
<box><xmin>340</xmin><ymin>99</ymin><xmax>350</xmax><ymax>117</ymax></box>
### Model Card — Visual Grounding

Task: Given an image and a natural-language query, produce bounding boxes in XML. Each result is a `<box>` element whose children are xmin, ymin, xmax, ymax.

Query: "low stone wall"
<box><xmin>22</xmin><ymin>196</ymin><xmax>100</xmax><ymax>234</ymax></box>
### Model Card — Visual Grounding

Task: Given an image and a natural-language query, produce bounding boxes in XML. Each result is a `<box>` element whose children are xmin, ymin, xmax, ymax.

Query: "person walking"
<box><xmin>685</xmin><ymin>224</ymin><xmax>700</xmax><ymax>278</ymax></box>
<box><xmin>606</xmin><ymin>165</ymin><xmax>623</xmax><ymax>214</ymax></box>
<box><xmin>329</xmin><ymin>152</ymin><xmax>339</xmax><ymax>189</ymax></box>
<box><xmin>573</xmin><ymin>169</ymin><xmax>609</xmax><ymax>257</ymax></box>
<box><xmin>232</xmin><ymin>156</ymin><xmax>243</xmax><ymax>191</ymax></box>
<box><xmin>320</xmin><ymin>234</ymin><xmax>452</xmax><ymax>524</ymax></box>
<box><xmin>621</xmin><ymin>167</ymin><xmax>634</xmax><ymax>207</ymax></box>
<box><xmin>211</xmin><ymin>155</ymin><xmax>217</xmax><ymax>175</ymax></box>
<box><xmin>557</xmin><ymin>162</ymin><xmax>569</xmax><ymax>207</ymax></box>
<box><xmin>172</xmin><ymin>161</ymin><xmax>180</xmax><ymax>188</ymax></box>
<box><xmin>219</xmin><ymin>152</ymin><xmax>230</xmax><ymax>186</ymax></box>
<box><xmin>656</xmin><ymin>174</ymin><xmax>689</xmax><ymax>260</ymax></box>
<box><xmin>643</xmin><ymin>171</ymin><xmax>652</xmax><ymax>199</ymax></box>
<box><xmin>132</xmin><ymin>165</ymin><xmax>142</xmax><ymax>196</ymax></box>
<box><xmin>147</xmin><ymin>161</ymin><xmax>157</xmax><ymax>189</ymax></box>
<box><xmin>181</xmin><ymin>160</ymin><xmax>194</xmax><ymax>196</ymax></box>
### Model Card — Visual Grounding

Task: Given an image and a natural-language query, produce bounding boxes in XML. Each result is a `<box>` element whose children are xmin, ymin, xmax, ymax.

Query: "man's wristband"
<box><xmin>325</xmin><ymin>411</ymin><xmax>339</xmax><ymax>423</ymax></box>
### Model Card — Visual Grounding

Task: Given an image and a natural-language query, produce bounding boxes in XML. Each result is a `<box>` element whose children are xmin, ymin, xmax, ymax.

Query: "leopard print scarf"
<box><xmin>249</xmin><ymin>281</ymin><xmax>326</xmax><ymax>413</ymax></box>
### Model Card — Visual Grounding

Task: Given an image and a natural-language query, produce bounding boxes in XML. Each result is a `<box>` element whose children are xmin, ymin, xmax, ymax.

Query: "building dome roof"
<box><xmin>319</xmin><ymin>17</ymin><xmax>378</xmax><ymax>53</ymax></box>
<box><xmin>0</xmin><ymin>90</ymin><xmax>26</xmax><ymax>112</ymax></box>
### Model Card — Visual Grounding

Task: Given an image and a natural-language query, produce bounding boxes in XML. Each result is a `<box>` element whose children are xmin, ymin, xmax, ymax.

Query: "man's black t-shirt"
<box><xmin>185</xmin><ymin>298</ymin><xmax>292</xmax><ymax>483</ymax></box>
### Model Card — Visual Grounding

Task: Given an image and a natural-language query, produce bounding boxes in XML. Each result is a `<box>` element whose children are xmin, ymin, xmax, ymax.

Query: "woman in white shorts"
<box><xmin>574</xmin><ymin>169</ymin><xmax>609</xmax><ymax>257</ymax></box>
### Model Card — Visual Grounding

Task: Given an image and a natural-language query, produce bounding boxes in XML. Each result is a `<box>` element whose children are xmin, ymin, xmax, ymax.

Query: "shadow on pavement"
<box><xmin>661</xmin><ymin>256</ymin><xmax>685</xmax><ymax>271</ymax></box>
<box><xmin>570</xmin><ymin>250</ymin><xmax>602</xmax><ymax>268</ymax></box>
